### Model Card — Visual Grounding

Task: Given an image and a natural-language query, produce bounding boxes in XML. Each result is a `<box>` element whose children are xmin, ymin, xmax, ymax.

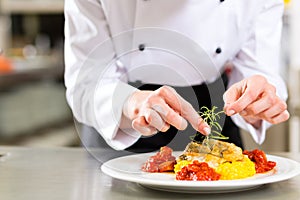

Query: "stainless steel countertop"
<box><xmin>1</xmin><ymin>146</ymin><xmax>300</xmax><ymax>200</ymax></box>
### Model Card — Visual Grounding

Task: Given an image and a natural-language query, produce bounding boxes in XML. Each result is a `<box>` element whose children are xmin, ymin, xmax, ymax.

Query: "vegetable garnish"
<box><xmin>190</xmin><ymin>106</ymin><xmax>228</xmax><ymax>153</ymax></box>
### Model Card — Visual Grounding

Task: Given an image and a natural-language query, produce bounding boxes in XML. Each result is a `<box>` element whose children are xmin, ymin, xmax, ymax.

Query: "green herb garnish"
<box><xmin>190</xmin><ymin>106</ymin><xmax>229</xmax><ymax>142</ymax></box>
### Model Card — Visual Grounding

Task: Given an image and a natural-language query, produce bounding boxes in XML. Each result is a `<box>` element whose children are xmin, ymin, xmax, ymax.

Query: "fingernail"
<box><xmin>161</xmin><ymin>126</ymin><xmax>168</xmax><ymax>132</ymax></box>
<box><xmin>181</xmin><ymin>119</ymin><xmax>188</xmax><ymax>130</ymax></box>
<box><xmin>161</xmin><ymin>124</ymin><xmax>170</xmax><ymax>132</ymax></box>
<box><xmin>227</xmin><ymin>110</ymin><xmax>235</xmax><ymax>115</ymax></box>
<box><xmin>204</xmin><ymin>127</ymin><xmax>211</xmax><ymax>135</ymax></box>
<box><xmin>222</xmin><ymin>94</ymin><xmax>227</xmax><ymax>102</ymax></box>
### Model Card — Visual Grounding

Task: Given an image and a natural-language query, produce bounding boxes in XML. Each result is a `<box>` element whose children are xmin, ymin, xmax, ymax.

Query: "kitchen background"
<box><xmin>0</xmin><ymin>0</ymin><xmax>299</xmax><ymax>152</ymax></box>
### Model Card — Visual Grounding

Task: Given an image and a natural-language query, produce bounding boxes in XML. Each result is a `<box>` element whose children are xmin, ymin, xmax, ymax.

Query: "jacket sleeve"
<box><xmin>64</xmin><ymin>0</ymin><xmax>140</xmax><ymax>150</ymax></box>
<box><xmin>229</xmin><ymin>0</ymin><xmax>287</xmax><ymax>144</ymax></box>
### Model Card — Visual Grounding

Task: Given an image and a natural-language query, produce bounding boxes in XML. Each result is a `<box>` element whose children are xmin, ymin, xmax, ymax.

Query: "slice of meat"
<box><xmin>141</xmin><ymin>146</ymin><xmax>176</xmax><ymax>172</ymax></box>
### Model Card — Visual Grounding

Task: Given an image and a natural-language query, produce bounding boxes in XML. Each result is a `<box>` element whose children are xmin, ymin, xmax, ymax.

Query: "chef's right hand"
<box><xmin>121</xmin><ymin>85</ymin><xmax>211</xmax><ymax>136</ymax></box>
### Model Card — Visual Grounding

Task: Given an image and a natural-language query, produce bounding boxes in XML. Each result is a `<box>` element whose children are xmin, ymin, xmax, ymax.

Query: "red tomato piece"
<box><xmin>243</xmin><ymin>149</ymin><xmax>276</xmax><ymax>173</ymax></box>
<box><xmin>176</xmin><ymin>160</ymin><xmax>221</xmax><ymax>181</ymax></box>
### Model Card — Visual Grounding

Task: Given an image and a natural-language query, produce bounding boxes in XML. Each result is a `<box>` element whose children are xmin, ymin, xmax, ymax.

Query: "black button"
<box><xmin>138</xmin><ymin>44</ymin><xmax>145</xmax><ymax>51</ymax></box>
<box><xmin>215</xmin><ymin>47</ymin><xmax>222</xmax><ymax>54</ymax></box>
<box><xmin>220</xmin><ymin>0</ymin><xmax>225</xmax><ymax>2</ymax></box>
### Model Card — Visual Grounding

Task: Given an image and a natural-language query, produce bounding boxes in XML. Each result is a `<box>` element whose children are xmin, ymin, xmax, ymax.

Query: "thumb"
<box><xmin>223</xmin><ymin>82</ymin><xmax>243</xmax><ymax>116</ymax></box>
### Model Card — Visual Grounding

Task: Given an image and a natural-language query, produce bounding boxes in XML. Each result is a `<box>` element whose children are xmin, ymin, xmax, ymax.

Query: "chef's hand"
<box><xmin>223</xmin><ymin>75</ymin><xmax>290</xmax><ymax>128</ymax></box>
<box><xmin>121</xmin><ymin>86</ymin><xmax>211</xmax><ymax>136</ymax></box>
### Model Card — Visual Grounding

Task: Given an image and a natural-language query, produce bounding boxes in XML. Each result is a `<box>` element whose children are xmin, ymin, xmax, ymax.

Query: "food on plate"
<box><xmin>243</xmin><ymin>149</ymin><xmax>277</xmax><ymax>173</ymax></box>
<box><xmin>175</xmin><ymin>139</ymin><xmax>256</xmax><ymax>180</ymax></box>
<box><xmin>141</xmin><ymin>146</ymin><xmax>176</xmax><ymax>172</ymax></box>
<box><xmin>175</xmin><ymin>160</ymin><xmax>221</xmax><ymax>181</ymax></box>
<box><xmin>141</xmin><ymin>106</ymin><xmax>276</xmax><ymax>181</ymax></box>
<box><xmin>141</xmin><ymin>140</ymin><xmax>276</xmax><ymax>181</ymax></box>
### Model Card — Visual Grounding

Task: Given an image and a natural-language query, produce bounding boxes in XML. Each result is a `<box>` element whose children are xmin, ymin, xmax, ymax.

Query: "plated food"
<box><xmin>141</xmin><ymin>139</ymin><xmax>276</xmax><ymax>181</ymax></box>
<box><xmin>101</xmin><ymin>139</ymin><xmax>300</xmax><ymax>193</ymax></box>
<box><xmin>142</xmin><ymin>106</ymin><xmax>277</xmax><ymax>181</ymax></box>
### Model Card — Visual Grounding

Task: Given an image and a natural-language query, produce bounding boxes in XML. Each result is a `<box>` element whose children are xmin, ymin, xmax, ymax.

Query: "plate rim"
<box><xmin>101</xmin><ymin>152</ymin><xmax>300</xmax><ymax>190</ymax></box>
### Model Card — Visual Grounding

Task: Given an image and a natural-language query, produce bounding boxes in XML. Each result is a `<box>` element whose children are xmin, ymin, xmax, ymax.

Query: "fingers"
<box><xmin>240</xmin><ymin>90</ymin><xmax>277</xmax><ymax>116</ymax></box>
<box><xmin>132</xmin><ymin>107</ymin><xmax>171</xmax><ymax>136</ymax></box>
<box><xmin>225</xmin><ymin>85</ymin><xmax>263</xmax><ymax>116</ymax></box>
<box><xmin>269</xmin><ymin>110</ymin><xmax>290</xmax><ymax>124</ymax></box>
<box><xmin>132</xmin><ymin>116</ymin><xmax>158</xmax><ymax>136</ymax></box>
<box><xmin>223</xmin><ymin>75</ymin><xmax>289</xmax><ymax>126</ymax></box>
<box><xmin>224</xmin><ymin>76</ymin><xmax>268</xmax><ymax>115</ymax></box>
<box><xmin>223</xmin><ymin>81</ymin><xmax>244</xmax><ymax>114</ymax></box>
<box><xmin>260</xmin><ymin>100</ymin><xmax>287</xmax><ymax>119</ymax></box>
<box><xmin>143</xmin><ymin>108</ymin><xmax>171</xmax><ymax>132</ymax></box>
<box><xmin>154</xmin><ymin>86</ymin><xmax>211</xmax><ymax>135</ymax></box>
<box><xmin>129</xmin><ymin>86</ymin><xmax>211</xmax><ymax>136</ymax></box>
<box><xmin>151</xmin><ymin>101</ymin><xmax>187</xmax><ymax>130</ymax></box>
<box><xmin>244</xmin><ymin>97</ymin><xmax>289</xmax><ymax>124</ymax></box>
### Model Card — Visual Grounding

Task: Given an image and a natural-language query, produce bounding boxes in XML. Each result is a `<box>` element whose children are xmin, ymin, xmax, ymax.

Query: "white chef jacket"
<box><xmin>64</xmin><ymin>0</ymin><xmax>287</xmax><ymax>150</ymax></box>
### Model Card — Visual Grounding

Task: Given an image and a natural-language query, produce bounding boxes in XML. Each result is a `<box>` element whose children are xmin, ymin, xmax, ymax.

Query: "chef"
<box><xmin>64</xmin><ymin>0</ymin><xmax>289</xmax><ymax>153</ymax></box>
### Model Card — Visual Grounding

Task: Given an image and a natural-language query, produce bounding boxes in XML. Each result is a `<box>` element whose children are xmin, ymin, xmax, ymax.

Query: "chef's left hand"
<box><xmin>223</xmin><ymin>75</ymin><xmax>290</xmax><ymax>128</ymax></box>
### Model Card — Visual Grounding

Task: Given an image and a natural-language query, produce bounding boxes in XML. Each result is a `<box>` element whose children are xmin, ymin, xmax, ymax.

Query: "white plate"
<box><xmin>101</xmin><ymin>152</ymin><xmax>300</xmax><ymax>193</ymax></box>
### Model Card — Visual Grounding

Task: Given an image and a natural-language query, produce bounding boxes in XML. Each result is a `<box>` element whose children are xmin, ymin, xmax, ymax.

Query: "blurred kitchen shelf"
<box><xmin>0</xmin><ymin>123</ymin><xmax>80</xmax><ymax>147</ymax></box>
<box><xmin>0</xmin><ymin>57</ymin><xmax>64</xmax><ymax>89</ymax></box>
<box><xmin>0</xmin><ymin>0</ymin><xmax>64</xmax><ymax>14</ymax></box>
<box><xmin>0</xmin><ymin>0</ymin><xmax>70</xmax><ymax>147</ymax></box>
<box><xmin>0</xmin><ymin>81</ymin><xmax>72</xmax><ymax>137</ymax></box>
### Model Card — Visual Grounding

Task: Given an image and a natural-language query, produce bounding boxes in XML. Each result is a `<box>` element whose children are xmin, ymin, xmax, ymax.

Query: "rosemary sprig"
<box><xmin>190</xmin><ymin>106</ymin><xmax>229</xmax><ymax>142</ymax></box>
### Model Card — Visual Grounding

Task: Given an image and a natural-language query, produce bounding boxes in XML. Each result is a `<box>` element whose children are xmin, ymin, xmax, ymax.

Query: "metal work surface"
<box><xmin>0</xmin><ymin>146</ymin><xmax>300</xmax><ymax>200</ymax></box>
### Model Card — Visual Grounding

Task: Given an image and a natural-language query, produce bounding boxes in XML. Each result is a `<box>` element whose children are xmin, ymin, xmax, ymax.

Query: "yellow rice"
<box><xmin>174</xmin><ymin>156</ymin><xmax>256</xmax><ymax>180</ymax></box>
<box><xmin>174</xmin><ymin>160</ymin><xmax>191</xmax><ymax>174</ymax></box>
<box><xmin>215</xmin><ymin>157</ymin><xmax>256</xmax><ymax>180</ymax></box>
